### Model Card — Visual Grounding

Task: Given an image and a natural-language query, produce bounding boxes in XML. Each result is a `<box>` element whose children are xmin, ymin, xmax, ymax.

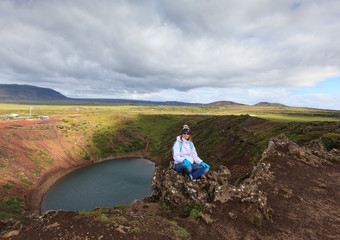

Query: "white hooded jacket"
<box><xmin>173</xmin><ymin>135</ymin><xmax>203</xmax><ymax>165</ymax></box>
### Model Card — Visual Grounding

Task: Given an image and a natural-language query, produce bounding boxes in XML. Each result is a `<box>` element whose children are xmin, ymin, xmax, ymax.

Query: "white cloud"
<box><xmin>0</xmin><ymin>0</ymin><xmax>340</xmax><ymax>109</ymax></box>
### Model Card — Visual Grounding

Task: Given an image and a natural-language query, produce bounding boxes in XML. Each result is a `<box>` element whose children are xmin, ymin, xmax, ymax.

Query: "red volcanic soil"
<box><xmin>0</xmin><ymin>118</ymin><xmax>89</xmax><ymax>214</ymax></box>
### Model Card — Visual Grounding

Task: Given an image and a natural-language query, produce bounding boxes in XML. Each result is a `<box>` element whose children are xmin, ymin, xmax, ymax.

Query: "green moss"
<box><xmin>251</xmin><ymin>213</ymin><xmax>263</xmax><ymax>228</ymax></box>
<box><xmin>111</xmin><ymin>215</ymin><xmax>128</xmax><ymax>222</ymax></box>
<box><xmin>78</xmin><ymin>208</ymin><xmax>127</xmax><ymax>225</ymax></box>
<box><xmin>169</xmin><ymin>220</ymin><xmax>190</xmax><ymax>238</ymax></box>
<box><xmin>2</xmin><ymin>180</ymin><xmax>16</xmax><ymax>189</ymax></box>
<box><xmin>2</xmin><ymin>183</ymin><xmax>12</xmax><ymax>189</ymax></box>
<box><xmin>61</xmin><ymin>119</ymin><xmax>70</xmax><ymax>123</ymax></box>
<box><xmin>31</xmin><ymin>169</ymin><xmax>41</xmax><ymax>174</ymax></box>
<box><xmin>8</xmin><ymin>180</ymin><xmax>16</xmax><ymax>185</ymax></box>
<box><xmin>81</xmin><ymin>154</ymin><xmax>91</xmax><ymax>160</ymax></box>
<box><xmin>27</xmin><ymin>154</ymin><xmax>45</xmax><ymax>168</ymax></box>
<box><xmin>162</xmin><ymin>202</ymin><xmax>171</xmax><ymax>210</ymax></box>
<box><xmin>113</xmin><ymin>204</ymin><xmax>130</xmax><ymax>209</ymax></box>
<box><xmin>20</xmin><ymin>178</ymin><xmax>33</xmax><ymax>186</ymax></box>
<box><xmin>36</xmin><ymin>150</ymin><xmax>54</xmax><ymax>164</ymax></box>
<box><xmin>178</xmin><ymin>204</ymin><xmax>205</xmax><ymax>219</ymax></box>
<box><xmin>78</xmin><ymin>210</ymin><xmax>92</xmax><ymax>216</ymax></box>
<box><xmin>0</xmin><ymin>196</ymin><xmax>23</xmax><ymax>211</ymax></box>
<box><xmin>0</xmin><ymin>212</ymin><xmax>19</xmax><ymax>220</ymax></box>
<box><xmin>97</xmin><ymin>214</ymin><xmax>110</xmax><ymax>222</ymax></box>
<box><xmin>157</xmin><ymin>217</ymin><xmax>190</xmax><ymax>239</ymax></box>
<box><xmin>131</xmin><ymin>227</ymin><xmax>140</xmax><ymax>233</ymax></box>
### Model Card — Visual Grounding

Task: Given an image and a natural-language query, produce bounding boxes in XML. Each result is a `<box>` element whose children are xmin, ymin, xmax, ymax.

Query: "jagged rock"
<box><xmin>151</xmin><ymin>162</ymin><xmax>274</xmax><ymax>220</ymax></box>
<box><xmin>198</xmin><ymin>212</ymin><xmax>215</xmax><ymax>224</ymax></box>
<box><xmin>3</xmin><ymin>230</ymin><xmax>20</xmax><ymax>238</ymax></box>
<box><xmin>43</xmin><ymin>222</ymin><xmax>60</xmax><ymax>230</ymax></box>
<box><xmin>116</xmin><ymin>225</ymin><xmax>130</xmax><ymax>234</ymax></box>
<box><xmin>151</xmin><ymin>165</ymin><xmax>231</xmax><ymax>207</ymax></box>
<box><xmin>28</xmin><ymin>213</ymin><xmax>40</xmax><ymax>220</ymax></box>
<box><xmin>309</xmin><ymin>139</ymin><xmax>340</xmax><ymax>162</ymax></box>
<box><xmin>262</xmin><ymin>134</ymin><xmax>333</xmax><ymax>167</ymax></box>
<box><xmin>228</xmin><ymin>212</ymin><xmax>237</xmax><ymax>219</ymax></box>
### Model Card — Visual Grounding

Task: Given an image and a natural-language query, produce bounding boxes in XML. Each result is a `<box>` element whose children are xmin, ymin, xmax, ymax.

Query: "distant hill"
<box><xmin>254</xmin><ymin>102</ymin><xmax>286</xmax><ymax>107</ymax></box>
<box><xmin>1</xmin><ymin>84</ymin><xmax>290</xmax><ymax>108</ymax></box>
<box><xmin>203</xmin><ymin>100</ymin><xmax>245</xmax><ymax>106</ymax></box>
<box><xmin>0</xmin><ymin>84</ymin><xmax>198</xmax><ymax>105</ymax></box>
<box><xmin>0</xmin><ymin>84</ymin><xmax>67</xmax><ymax>101</ymax></box>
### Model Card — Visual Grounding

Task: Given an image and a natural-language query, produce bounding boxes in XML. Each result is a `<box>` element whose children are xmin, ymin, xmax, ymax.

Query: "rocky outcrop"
<box><xmin>151</xmin><ymin>160</ymin><xmax>274</xmax><ymax>220</ymax></box>
<box><xmin>262</xmin><ymin>134</ymin><xmax>339</xmax><ymax>167</ymax></box>
<box><xmin>309</xmin><ymin>138</ymin><xmax>340</xmax><ymax>163</ymax></box>
<box><xmin>151</xmin><ymin>164</ymin><xmax>231</xmax><ymax>207</ymax></box>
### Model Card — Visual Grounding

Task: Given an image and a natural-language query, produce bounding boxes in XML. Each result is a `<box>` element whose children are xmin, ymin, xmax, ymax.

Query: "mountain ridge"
<box><xmin>1</xmin><ymin>84</ymin><xmax>288</xmax><ymax>107</ymax></box>
<box><xmin>0</xmin><ymin>84</ymin><xmax>199</xmax><ymax>105</ymax></box>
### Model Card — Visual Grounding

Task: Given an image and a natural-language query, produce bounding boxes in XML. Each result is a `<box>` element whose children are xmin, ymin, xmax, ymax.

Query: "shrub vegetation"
<box><xmin>321</xmin><ymin>133</ymin><xmax>340</xmax><ymax>151</ymax></box>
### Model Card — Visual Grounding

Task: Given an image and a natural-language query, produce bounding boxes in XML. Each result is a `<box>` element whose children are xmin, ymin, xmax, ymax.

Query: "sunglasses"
<box><xmin>182</xmin><ymin>132</ymin><xmax>190</xmax><ymax>135</ymax></box>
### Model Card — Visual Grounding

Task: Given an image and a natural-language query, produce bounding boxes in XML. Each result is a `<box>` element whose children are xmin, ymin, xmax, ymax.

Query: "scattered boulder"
<box><xmin>228</xmin><ymin>212</ymin><xmax>237</xmax><ymax>219</ymax></box>
<box><xmin>116</xmin><ymin>225</ymin><xmax>130</xmax><ymax>234</ymax></box>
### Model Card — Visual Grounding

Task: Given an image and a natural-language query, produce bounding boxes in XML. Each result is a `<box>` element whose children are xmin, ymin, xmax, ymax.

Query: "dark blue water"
<box><xmin>41</xmin><ymin>158</ymin><xmax>155</xmax><ymax>213</ymax></box>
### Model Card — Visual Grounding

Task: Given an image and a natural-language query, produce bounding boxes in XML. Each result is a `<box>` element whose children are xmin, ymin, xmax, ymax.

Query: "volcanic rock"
<box><xmin>151</xmin><ymin>158</ymin><xmax>274</xmax><ymax>220</ymax></box>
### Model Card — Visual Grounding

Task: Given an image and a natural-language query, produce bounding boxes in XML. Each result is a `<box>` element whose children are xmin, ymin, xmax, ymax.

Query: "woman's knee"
<box><xmin>185</xmin><ymin>166</ymin><xmax>193</xmax><ymax>172</ymax></box>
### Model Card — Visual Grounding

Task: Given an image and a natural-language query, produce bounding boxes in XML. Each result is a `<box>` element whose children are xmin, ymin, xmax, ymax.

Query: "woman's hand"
<box><xmin>183</xmin><ymin>159</ymin><xmax>191</xmax><ymax>167</ymax></box>
<box><xmin>201</xmin><ymin>162</ymin><xmax>210</xmax><ymax>168</ymax></box>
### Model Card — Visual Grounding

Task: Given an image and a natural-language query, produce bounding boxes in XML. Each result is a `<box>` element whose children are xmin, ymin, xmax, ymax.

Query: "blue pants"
<box><xmin>175</xmin><ymin>163</ymin><xmax>209</xmax><ymax>179</ymax></box>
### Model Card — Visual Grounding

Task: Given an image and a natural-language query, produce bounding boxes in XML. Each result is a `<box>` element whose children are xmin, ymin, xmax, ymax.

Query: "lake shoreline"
<box><xmin>25</xmin><ymin>150</ymin><xmax>159</xmax><ymax>216</ymax></box>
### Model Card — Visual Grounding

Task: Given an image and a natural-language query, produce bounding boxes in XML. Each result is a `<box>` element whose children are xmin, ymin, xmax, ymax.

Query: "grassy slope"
<box><xmin>91</xmin><ymin>114</ymin><xmax>340</xmax><ymax>170</ymax></box>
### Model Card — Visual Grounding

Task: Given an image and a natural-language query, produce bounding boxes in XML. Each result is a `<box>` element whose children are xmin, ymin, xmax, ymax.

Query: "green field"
<box><xmin>1</xmin><ymin>103</ymin><xmax>339</xmax><ymax>122</ymax></box>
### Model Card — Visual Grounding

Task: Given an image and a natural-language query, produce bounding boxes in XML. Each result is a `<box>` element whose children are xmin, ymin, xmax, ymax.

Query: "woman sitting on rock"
<box><xmin>173</xmin><ymin>125</ymin><xmax>210</xmax><ymax>180</ymax></box>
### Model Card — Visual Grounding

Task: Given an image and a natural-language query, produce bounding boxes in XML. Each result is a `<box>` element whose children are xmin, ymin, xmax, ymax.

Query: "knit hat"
<box><xmin>181</xmin><ymin>124</ymin><xmax>191</xmax><ymax>134</ymax></box>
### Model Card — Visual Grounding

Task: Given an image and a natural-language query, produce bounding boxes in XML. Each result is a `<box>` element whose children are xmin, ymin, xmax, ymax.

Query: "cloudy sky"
<box><xmin>1</xmin><ymin>0</ymin><xmax>340</xmax><ymax>110</ymax></box>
